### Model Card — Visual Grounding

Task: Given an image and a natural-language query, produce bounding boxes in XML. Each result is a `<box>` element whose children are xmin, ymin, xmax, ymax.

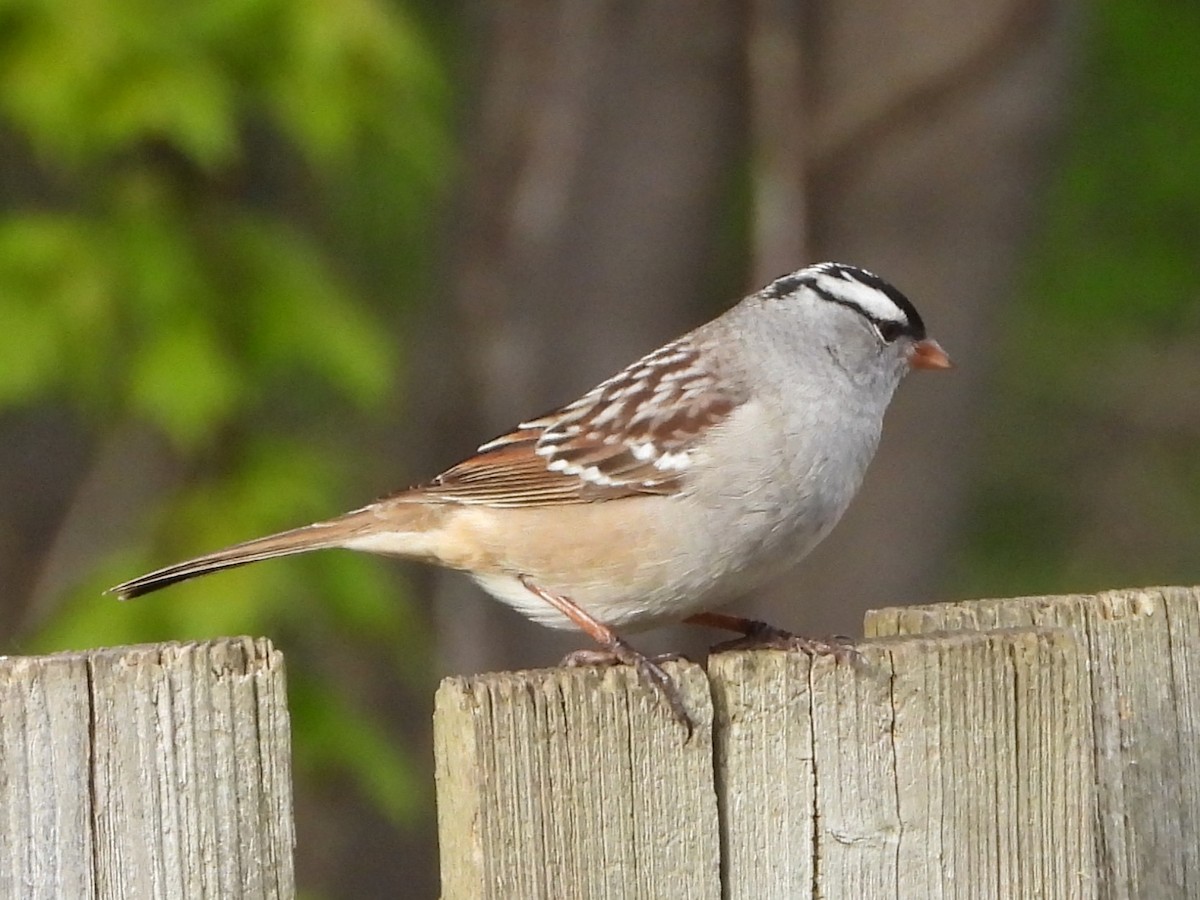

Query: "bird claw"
<box><xmin>561</xmin><ymin>644</ymin><xmax>695</xmax><ymax>735</ymax></box>
<box><xmin>710</xmin><ymin>623</ymin><xmax>865</xmax><ymax>666</ymax></box>
<box><xmin>560</xmin><ymin>648</ymin><xmax>691</xmax><ymax>667</ymax></box>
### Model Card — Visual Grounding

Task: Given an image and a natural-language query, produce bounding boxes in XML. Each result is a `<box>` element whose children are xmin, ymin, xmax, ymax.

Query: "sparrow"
<box><xmin>109</xmin><ymin>262</ymin><xmax>951</xmax><ymax>727</ymax></box>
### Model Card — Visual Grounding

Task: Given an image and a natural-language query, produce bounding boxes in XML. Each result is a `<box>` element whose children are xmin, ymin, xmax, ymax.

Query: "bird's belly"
<box><xmin>468</xmin><ymin>571</ymin><xmax>694</xmax><ymax>631</ymax></box>
<box><xmin>457</xmin><ymin>490</ymin><xmax>842</xmax><ymax>633</ymax></box>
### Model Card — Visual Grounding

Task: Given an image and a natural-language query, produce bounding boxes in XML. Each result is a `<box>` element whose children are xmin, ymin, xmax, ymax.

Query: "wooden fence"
<box><xmin>0</xmin><ymin>637</ymin><xmax>293</xmax><ymax>899</ymax></box>
<box><xmin>434</xmin><ymin>586</ymin><xmax>1200</xmax><ymax>899</ymax></box>
<box><xmin>3</xmin><ymin>587</ymin><xmax>1196</xmax><ymax>898</ymax></box>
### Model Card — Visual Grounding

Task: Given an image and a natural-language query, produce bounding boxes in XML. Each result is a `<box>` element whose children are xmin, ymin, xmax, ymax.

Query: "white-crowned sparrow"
<box><xmin>109</xmin><ymin>262</ymin><xmax>950</xmax><ymax>726</ymax></box>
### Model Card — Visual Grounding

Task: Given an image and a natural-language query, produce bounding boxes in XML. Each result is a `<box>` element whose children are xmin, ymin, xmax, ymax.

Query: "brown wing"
<box><xmin>414</xmin><ymin>337</ymin><xmax>745</xmax><ymax>508</ymax></box>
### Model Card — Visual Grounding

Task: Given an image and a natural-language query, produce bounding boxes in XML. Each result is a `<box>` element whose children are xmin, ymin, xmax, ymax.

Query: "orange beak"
<box><xmin>908</xmin><ymin>338</ymin><xmax>952</xmax><ymax>370</ymax></box>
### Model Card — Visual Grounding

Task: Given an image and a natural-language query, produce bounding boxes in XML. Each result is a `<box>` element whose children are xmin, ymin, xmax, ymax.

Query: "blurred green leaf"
<box><xmin>0</xmin><ymin>214</ymin><xmax>116</xmax><ymax>404</ymax></box>
<box><xmin>0</xmin><ymin>291</ymin><xmax>63</xmax><ymax>406</ymax></box>
<box><xmin>2</xmin><ymin>0</ymin><xmax>450</xmax><ymax>858</ymax></box>
<box><xmin>263</xmin><ymin>0</ymin><xmax>444</xmax><ymax>165</ymax></box>
<box><xmin>127</xmin><ymin>320</ymin><xmax>244</xmax><ymax>448</ymax></box>
<box><xmin>230</xmin><ymin>218</ymin><xmax>395</xmax><ymax>409</ymax></box>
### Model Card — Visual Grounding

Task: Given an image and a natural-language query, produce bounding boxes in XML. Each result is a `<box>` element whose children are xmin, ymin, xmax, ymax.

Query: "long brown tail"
<box><xmin>107</xmin><ymin>514</ymin><xmax>372</xmax><ymax>600</ymax></box>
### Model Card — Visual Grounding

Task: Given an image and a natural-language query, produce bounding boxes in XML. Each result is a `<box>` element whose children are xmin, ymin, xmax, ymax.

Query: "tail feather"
<box><xmin>107</xmin><ymin>519</ymin><xmax>359</xmax><ymax>600</ymax></box>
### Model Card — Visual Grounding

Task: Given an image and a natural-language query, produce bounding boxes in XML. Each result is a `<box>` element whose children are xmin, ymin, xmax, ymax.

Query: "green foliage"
<box><xmin>0</xmin><ymin>214</ymin><xmax>121</xmax><ymax>407</ymax></box>
<box><xmin>0</xmin><ymin>0</ymin><xmax>443</xmax><ymax>171</ymax></box>
<box><xmin>1025</xmin><ymin>0</ymin><xmax>1200</xmax><ymax>334</ymax></box>
<box><xmin>0</xmin><ymin>0</ymin><xmax>449</xmax><ymax>839</ymax></box>
<box><xmin>955</xmin><ymin>0</ymin><xmax>1200</xmax><ymax>597</ymax></box>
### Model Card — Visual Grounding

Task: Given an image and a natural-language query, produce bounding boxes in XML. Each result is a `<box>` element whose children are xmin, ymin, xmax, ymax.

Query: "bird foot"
<box><xmin>561</xmin><ymin>648</ymin><xmax>691</xmax><ymax>667</ymax></box>
<box><xmin>561</xmin><ymin>644</ymin><xmax>695</xmax><ymax>734</ymax></box>
<box><xmin>710</xmin><ymin>621</ymin><xmax>863</xmax><ymax>665</ymax></box>
<box><xmin>517</xmin><ymin>573</ymin><xmax>695</xmax><ymax>733</ymax></box>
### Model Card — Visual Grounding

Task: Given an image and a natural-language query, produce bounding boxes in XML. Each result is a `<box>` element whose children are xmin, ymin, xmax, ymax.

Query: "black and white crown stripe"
<box><xmin>765</xmin><ymin>262</ymin><xmax>926</xmax><ymax>341</ymax></box>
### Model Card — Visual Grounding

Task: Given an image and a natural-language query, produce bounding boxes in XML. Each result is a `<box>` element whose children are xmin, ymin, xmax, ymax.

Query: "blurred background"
<box><xmin>1</xmin><ymin>0</ymin><xmax>1197</xmax><ymax>895</ymax></box>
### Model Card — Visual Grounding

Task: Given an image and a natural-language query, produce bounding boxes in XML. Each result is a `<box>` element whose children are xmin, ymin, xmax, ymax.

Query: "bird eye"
<box><xmin>875</xmin><ymin>321</ymin><xmax>905</xmax><ymax>343</ymax></box>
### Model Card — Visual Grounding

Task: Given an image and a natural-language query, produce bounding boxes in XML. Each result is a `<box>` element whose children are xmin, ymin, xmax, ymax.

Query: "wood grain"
<box><xmin>434</xmin><ymin>662</ymin><xmax>720</xmax><ymax>899</ymax></box>
<box><xmin>434</xmin><ymin>625</ymin><xmax>1097</xmax><ymax>898</ymax></box>
<box><xmin>0</xmin><ymin>637</ymin><xmax>294</xmax><ymax>900</ymax></box>
<box><xmin>867</xmin><ymin>585</ymin><xmax>1200</xmax><ymax>900</ymax></box>
<box><xmin>709</xmin><ymin>629</ymin><xmax>1095</xmax><ymax>899</ymax></box>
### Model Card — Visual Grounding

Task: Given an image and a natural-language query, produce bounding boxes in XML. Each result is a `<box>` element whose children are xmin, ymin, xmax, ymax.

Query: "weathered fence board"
<box><xmin>867</xmin><ymin>585</ymin><xmax>1200</xmax><ymax>900</ymax></box>
<box><xmin>710</xmin><ymin>628</ymin><xmax>1094</xmax><ymax>899</ymax></box>
<box><xmin>0</xmin><ymin>637</ymin><xmax>294</xmax><ymax>900</ymax></box>
<box><xmin>435</xmin><ymin>586</ymin><xmax>1200</xmax><ymax>898</ymax></box>
<box><xmin>434</xmin><ymin>662</ymin><xmax>720</xmax><ymax>899</ymax></box>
